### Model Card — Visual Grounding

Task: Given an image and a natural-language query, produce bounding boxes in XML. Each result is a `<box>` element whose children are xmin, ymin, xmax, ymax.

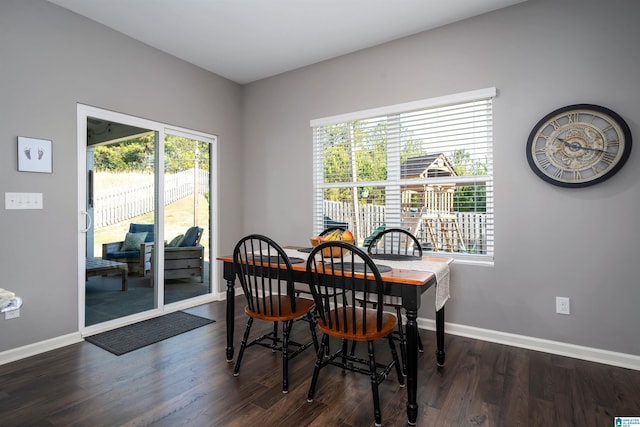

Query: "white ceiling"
<box><xmin>47</xmin><ymin>0</ymin><xmax>526</xmax><ymax>84</ymax></box>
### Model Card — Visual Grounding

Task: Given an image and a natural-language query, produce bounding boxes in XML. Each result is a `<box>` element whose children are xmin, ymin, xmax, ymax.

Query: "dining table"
<box><xmin>217</xmin><ymin>246</ymin><xmax>452</xmax><ymax>425</ymax></box>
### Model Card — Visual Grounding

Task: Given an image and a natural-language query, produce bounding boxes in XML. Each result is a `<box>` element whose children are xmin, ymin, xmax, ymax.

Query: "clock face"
<box><xmin>526</xmin><ymin>104</ymin><xmax>632</xmax><ymax>187</ymax></box>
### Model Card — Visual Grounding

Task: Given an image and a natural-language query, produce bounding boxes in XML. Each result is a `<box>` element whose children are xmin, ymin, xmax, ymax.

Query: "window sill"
<box><xmin>426</xmin><ymin>253</ymin><xmax>494</xmax><ymax>267</ymax></box>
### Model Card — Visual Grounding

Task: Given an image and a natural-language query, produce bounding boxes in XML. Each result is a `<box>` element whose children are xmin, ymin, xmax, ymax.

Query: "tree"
<box><xmin>93</xmin><ymin>134</ymin><xmax>210</xmax><ymax>174</ymax></box>
<box><xmin>322</xmin><ymin>120</ymin><xmax>389</xmax><ymax>204</ymax></box>
<box><xmin>94</xmin><ymin>141</ymin><xmax>148</xmax><ymax>172</ymax></box>
<box><xmin>450</xmin><ymin>149</ymin><xmax>488</xmax><ymax>212</ymax></box>
<box><xmin>450</xmin><ymin>149</ymin><xmax>487</xmax><ymax>176</ymax></box>
<box><xmin>164</xmin><ymin>135</ymin><xmax>210</xmax><ymax>173</ymax></box>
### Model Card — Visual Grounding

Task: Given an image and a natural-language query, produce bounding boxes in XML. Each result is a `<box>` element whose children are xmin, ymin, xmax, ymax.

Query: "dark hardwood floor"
<box><xmin>1</xmin><ymin>296</ymin><xmax>639</xmax><ymax>426</ymax></box>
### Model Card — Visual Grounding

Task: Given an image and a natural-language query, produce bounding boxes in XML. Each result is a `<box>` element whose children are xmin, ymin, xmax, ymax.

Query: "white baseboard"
<box><xmin>418</xmin><ymin>318</ymin><xmax>640</xmax><ymax>371</ymax></box>
<box><xmin>0</xmin><ymin>332</ymin><xmax>83</xmax><ymax>366</ymax></box>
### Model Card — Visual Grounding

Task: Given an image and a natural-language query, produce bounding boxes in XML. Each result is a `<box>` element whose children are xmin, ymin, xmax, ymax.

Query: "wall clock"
<box><xmin>526</xmin><ymin>104</ymin><xmax>632</xmax><ymax>188</ymax></box>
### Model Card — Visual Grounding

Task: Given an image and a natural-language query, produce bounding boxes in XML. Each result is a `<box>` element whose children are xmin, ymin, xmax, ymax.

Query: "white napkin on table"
<box><xmin>379</xmin><ymin>260</ymin><xmax>450</xmax><ymax>310</ymax></box>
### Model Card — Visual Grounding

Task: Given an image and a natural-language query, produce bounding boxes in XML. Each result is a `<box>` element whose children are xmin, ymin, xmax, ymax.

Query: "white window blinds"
<box><xmin>312</xmin><ymin>88</ymin><xmax>495</xmax><ymax>259</ymax></box>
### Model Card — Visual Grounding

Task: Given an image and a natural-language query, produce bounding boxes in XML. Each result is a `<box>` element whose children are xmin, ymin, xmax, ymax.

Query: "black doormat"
<box><xmin>85</xmin><ymin>311</ymin><xmax>215</xmax><ymax>355</ymax></box>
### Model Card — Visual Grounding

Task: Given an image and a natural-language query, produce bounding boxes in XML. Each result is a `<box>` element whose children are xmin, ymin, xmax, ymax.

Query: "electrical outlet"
<box><xmin>5</xmin><ymin>308</ymin><xmax>20</xmax><ymax>320</ymax></box>
<box><xmin>556</xmin><ymin>297</ymin><xmax>570</xmax><ymax>315</ymax></box>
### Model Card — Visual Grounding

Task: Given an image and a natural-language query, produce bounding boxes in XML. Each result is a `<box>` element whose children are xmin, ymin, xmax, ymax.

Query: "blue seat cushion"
<box><xmin>105</xmin><ymin>250</ymin><xmax>140</xmax><ymax>259</ymax></box>
<box><xmin>180</xmin><ymin>226</ymin><xmax>202</xmax><ymax>247</ymax></box>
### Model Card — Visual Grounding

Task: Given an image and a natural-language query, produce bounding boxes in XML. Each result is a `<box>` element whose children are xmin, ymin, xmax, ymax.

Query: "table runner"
<box><xmin>284</xmin><ymin>248</ymin><xmax>450</xmax><ymax>310</ymax></box>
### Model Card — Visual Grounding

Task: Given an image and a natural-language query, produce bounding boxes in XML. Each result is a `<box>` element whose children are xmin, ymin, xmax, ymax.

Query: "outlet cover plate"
<box><xmin>556</xmin><ymin>297</ymin><xmax>570</xmax><ymax>315</ymax></box>
<box><xmin>5</xmin><ymin>308</ymin><xmax>20</xmax><ymax>319</ymax></box>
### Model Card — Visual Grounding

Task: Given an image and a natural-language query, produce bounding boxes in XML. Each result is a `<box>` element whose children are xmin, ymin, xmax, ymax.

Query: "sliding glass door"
<box><xmin>84</xmin><ymin>117</ymin><xmax>157</xmax><ymax>326</ymax></box>
<box><xmin>162</xmin><ymin>133</ymin><xmax>212</xmax><ymax>305</ymax></box>
<box><xmin>78</xmin><ymin>105</ymin><xmax>217</xmax><ymax>333</ymax></box>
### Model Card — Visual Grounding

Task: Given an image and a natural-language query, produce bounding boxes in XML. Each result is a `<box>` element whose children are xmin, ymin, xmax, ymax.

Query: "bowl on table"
<box><xmin>310</xmin><ymin>236</ymin><xmax>355</xmax><ymax>257</ymax></box>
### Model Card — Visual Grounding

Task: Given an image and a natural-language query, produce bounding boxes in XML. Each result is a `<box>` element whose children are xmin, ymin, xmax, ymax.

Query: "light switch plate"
<box><xmin>5</xmin><ymin>192</ymin><xmax>43</xmax><ymax>210</ymax></box>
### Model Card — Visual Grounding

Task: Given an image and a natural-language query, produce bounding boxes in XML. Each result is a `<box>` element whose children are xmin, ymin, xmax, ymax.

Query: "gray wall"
<box><xmin>241</xmin><ymin>0</ymin><xmax>640</xmax><ymax>356</ymax></box>
<box><xmin>0</xmin><ymin>0</ymin><xmax>243</xmax><ymax>352</ymax></box>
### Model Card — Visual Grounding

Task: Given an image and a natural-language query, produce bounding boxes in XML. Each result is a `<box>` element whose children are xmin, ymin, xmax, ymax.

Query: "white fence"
<box><xmin>94</xmin><ymin>169</ymin><xmax>209</xmax><ymax>229</ymax></box>
<box><xmin>323</xmin><ymin>200</ymin><xmax>488</xmax><ymax>254</ymax></box>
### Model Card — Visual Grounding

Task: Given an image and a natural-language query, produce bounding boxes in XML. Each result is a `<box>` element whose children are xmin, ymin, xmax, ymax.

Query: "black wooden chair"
<box><xmin>232</xmin><ymin>234</ymin><xmax>319</xmax><ymax>393</ymax></box>
<box><xmin>296</xmin><ymin>226</ymin><xmax>353</xmax><ymax>351</ymax></box>
<box><xmin>305</xmin><ymin>241</ymin><xmax>404</xmax><ymax>426</ymax></box>
<box><xmin>361</xmin><ymin>227</ymin><xmax>425</xmax><ymax>375</ymax></box>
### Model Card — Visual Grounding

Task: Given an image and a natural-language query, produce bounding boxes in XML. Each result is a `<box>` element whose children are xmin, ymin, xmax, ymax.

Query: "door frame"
<box><xmin>77</xmin><ymin>104</ymin><xmax>220</xmax><ymax>336</ymax></box>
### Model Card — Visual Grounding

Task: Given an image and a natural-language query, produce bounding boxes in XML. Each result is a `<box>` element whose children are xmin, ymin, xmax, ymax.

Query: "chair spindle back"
<box><xmin>233</xmin><ymin>234</ymin><xmax>296</xmax><ymax>316</ymax></box>
<box><xmin>368</xmin><ymin>228</ymin><xmax>423</xmax><ymax>257</ymax></box>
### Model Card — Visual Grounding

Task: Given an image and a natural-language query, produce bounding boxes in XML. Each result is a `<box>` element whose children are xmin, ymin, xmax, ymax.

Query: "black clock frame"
<box><xmin>526</xmin><ymin>104</ymin><xmax>632</xmax><ymax>188</ymax></box>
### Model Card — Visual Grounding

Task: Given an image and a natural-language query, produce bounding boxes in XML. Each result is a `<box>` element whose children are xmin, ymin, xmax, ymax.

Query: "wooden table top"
<box><xmin>217</xmin><ymin>248</ymin><xmax>451</xmax><ymax>287</ymax></box>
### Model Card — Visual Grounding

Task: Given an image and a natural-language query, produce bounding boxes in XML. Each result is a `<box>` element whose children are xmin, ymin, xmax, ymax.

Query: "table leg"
<box><xmin>121</xmin><ymin>265</ymin><xmax>128</xmax><ymax>291</ymax></box>
<box><xmin>405</xmin><ymin>308</ymin><xmax>419</xmax><ymax>425</ymax></box>
<box><xmin>436</xmin><ymin>306</ymin><xmax>446</xmax><ymax>366</ymax></box>
<box><xmin>226</xmin><ymin>278</ymin><xmax>235</xmax><ymax>362</ymax></box>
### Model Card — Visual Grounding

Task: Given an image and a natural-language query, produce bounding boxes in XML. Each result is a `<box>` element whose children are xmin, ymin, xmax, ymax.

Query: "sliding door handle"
<box><xmin>80</xmin><ymin>211</ymin><xmax>92</xmax><ymax>233</ymax></box>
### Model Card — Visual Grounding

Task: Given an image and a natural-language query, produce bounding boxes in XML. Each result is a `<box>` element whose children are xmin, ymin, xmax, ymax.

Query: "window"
<box><xmin>311</xmin><ymin>88</ymin><xmax>495</xmax><ymax>260</ymax></box>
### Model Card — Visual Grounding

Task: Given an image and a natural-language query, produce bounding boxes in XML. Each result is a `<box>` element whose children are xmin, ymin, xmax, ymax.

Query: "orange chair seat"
<box><xmin>318</xmin><ymin>307</ymin><xmax>397</xmax><ymax>341</ymax></box>
<box><xmin>246</xmin><ymin>296</ymin><xmax>315</xmax><ymax>322</ymax></box>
